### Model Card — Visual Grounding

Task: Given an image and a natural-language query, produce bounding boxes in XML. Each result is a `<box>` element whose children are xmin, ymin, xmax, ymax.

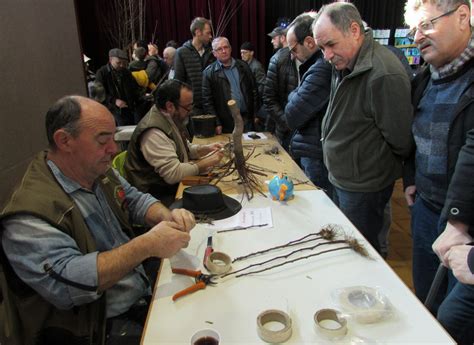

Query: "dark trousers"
<box><xmin>300</xmin><ymin>157</ymin><xmax>333</xmax><ymax>198</ymax></box>
<box><xmin>411</xmin><ymin>197</ymin><xmax>448</xmax><ymax>310</ymax></box>
<box><xmin>332</xmin><ymin>183</ymin><xmax>394</xmax><ymax>253</ymax></box>
<box><xmin>438</xmin><ymin>281</ymin><xmax>474</xmax><ymax>345</ymax></box>
<box><xmin>106</xmin><ymin>297</ymin><xmax>150</xmax><ymax>345</ymax></box>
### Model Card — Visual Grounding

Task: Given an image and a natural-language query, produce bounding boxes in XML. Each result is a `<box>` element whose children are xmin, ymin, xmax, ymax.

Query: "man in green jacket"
<box><xmin>0</xmin><ymin>96</ymin><xmax>195</xmax><ymax>344</ymax></box>
<box><xmin>313</xmin><ymin>3</ymin><xmax>413</xmax><ymax>253</ymax></box>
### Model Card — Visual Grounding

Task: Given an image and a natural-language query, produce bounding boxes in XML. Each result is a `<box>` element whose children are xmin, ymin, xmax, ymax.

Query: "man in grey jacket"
<box><xmin>313</xmin><ymin>3</ymin><xmax>413</xmax><ymax>253</ymax></box>
<box><xmin>174</xmin><ymin>17</ymin><xmax>215</xmax><ymax>116</ymax></box>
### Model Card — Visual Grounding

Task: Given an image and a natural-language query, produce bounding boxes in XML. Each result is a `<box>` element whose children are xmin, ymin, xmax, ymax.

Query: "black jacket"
<box><xmin>202</xmin><ymin>59</ymin><xmax>258</xmax><ymax>133</ymax></box>
<box><xmin>145</xmin><ymin>55</ymin><xmax>168</xmax><ymax>84</ymax></box>
<box><xmin>95</xmin><ymin>64</ymin><xmax>141</xmax><ymax>115</ymax></box>
<box><xmin>174</xmin><ymin>40</ymin><xmax>215</xmax><ymax>114</ymax></box>
<box><xmin>285</xmin><ymin>51</ymin><xmax>331</xmax><ymax>159</ymax></box>
<box><xmin>403</xmin><ymin>58</ymin><xmax>474</xmax><ymax>225</ymax></box>
<box><xmin>263</xmin><ymin>47</ymin><xmax>298</xmax><ymax>137</ymax></box>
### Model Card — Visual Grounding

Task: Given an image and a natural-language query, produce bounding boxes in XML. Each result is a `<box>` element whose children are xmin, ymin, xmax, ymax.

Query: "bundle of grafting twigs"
<box><xmin>221</xmin><ymin>224</ymin><xmax>370</xmax><ymax>278</ymax></box>
<box><xmin>209</xmin><ymin>100</ymin><xmax>267</xmax><ymax>200</ymax></box>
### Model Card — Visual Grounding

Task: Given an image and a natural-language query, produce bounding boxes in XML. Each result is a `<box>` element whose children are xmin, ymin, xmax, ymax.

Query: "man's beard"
<box><xmin>173</xmin><ymin>114</ymin><xmax>189</xmax><ymax>128</ymax></box>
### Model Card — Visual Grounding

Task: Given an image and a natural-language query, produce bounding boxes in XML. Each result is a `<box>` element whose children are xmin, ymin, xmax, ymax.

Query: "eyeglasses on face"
<box><xmin>214</xmin><ymin>45</ymin><xmax>230</xmax><ymax>53</ymax></box>
<box><xmin>288</xmin><ymin>43</ymin><xmax>299</xmax><ymax>54</ymax></box>
<box><xmin>407</xmin><ymin>5</ymin><xmax>460</xmax><ymax>39</ymax></box>
<box><xmin>177</xmin><ymin>103</ymin><xmax>193</xmax><ymax>112</ymax></box>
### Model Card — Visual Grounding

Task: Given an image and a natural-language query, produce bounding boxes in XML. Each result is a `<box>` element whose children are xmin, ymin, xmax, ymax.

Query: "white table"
<box><xmin>141</xmin><ymin>190</ymin><xmax>454</xmax><ymax>344</ymax></box>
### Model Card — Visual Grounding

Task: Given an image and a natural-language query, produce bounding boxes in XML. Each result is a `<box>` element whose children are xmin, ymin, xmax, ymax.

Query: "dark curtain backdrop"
<box><xmin>77</xmin><ymin>0</ymin><xmax>406</xmax><ymax>70</ymax></box>
<box><xmin>145</xmin><ymin>0</ymin><xmax>267</xmax><ymax>62</ymax></box>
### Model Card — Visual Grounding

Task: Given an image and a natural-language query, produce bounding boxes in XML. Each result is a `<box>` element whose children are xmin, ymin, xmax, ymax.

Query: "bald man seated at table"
<box><xmin>0</xmin><ymin>95</ymin><xmax>195</xmax><ymax>345</ymax></box>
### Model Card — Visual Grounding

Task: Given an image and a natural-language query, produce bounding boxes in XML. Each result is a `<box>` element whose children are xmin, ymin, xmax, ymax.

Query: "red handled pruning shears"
<box><xmin>171</xmin><ymin>268</ymin><xmax>217</xmax><ymax>301</ymax></box>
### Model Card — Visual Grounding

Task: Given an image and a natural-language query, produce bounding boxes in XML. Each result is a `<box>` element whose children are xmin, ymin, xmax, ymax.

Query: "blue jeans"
<box><xmin>437</xmin><ymin>281</ymin><xmax>474</xmax><ymax>345</ymax></box>
<box><xmin>300</xmin><ymin>157</ymin><xmax>333</xmax><ymax>198</ymax></box>
<box><xmin>411</xmin><ymin>197</ymin><xmax>448</xmax><ymax>311</ymax></box>
<box><xmin>332</xmin><ymin>183</ymin><xmax>394</xmax><ymax>253</ymax></box>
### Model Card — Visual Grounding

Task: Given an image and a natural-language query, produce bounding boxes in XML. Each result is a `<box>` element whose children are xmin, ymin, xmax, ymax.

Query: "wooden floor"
<box><xmin>387</xmin><ymin>179</ymin><xmax>414</xmax><ymax>291</ymax></box>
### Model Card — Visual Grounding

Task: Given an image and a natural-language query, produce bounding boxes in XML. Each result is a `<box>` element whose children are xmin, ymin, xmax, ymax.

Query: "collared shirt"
<box><xmin>431</xmin><ymin>32</ymin><xmax>474</xmax><ymax>80</ymax></box>
<box><xmin>218</xmin><ymin>58</ymin><xmax>247</xmax><ymax>113</ymax></box>
<box><xmin>140</xmin><ymin>111</ymin><xmax>200</xmax><ymax>185</ymax></box>
<box><xmin>2</xmin><ymin>161</ymin><xmax>157</xmax><ymax>317</ymax></box>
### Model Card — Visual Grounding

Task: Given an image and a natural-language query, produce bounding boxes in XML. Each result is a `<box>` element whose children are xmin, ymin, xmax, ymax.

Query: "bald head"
<box><xmin>45</xmin><ymin>96</ymin><xmax>113</xmax><ymax>150</ymax></box>
<box><xmin>163</xmin><ymin>46</ymin><xmax>176</xmax><ymax>67</ymax></box>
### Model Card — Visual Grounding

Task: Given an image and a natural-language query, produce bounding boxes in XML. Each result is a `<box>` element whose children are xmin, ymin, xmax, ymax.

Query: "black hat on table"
<box><xmin>170</xmin><ymin>184</ymin><xmax>241</xmax><ymax>221</ymax></box>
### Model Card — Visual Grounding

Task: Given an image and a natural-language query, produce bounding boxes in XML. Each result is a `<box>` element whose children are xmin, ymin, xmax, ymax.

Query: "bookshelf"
<box><xmin>394</xmin><ymin>28</ymin><xmax>421</xmax><ymax>65</ymax></box>
<box><xmin>373</xmin><ymin>29</ymin><xmax>391</xmax><ymax>45</ymax></box>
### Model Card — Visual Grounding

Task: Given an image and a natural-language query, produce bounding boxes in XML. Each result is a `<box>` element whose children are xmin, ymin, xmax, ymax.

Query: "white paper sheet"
<box><xmin>204</xmin><ymin>207</ymin><xmax>273</xmax><ymax>231</ymax></box>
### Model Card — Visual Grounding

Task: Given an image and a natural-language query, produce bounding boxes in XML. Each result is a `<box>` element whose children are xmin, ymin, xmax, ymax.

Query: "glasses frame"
<box><xmin>177</xmin><ymin>103</ymin><xmax>193</xmax><ymax>112</ymax></box>
<box><xmin>213</xmin><ymin>45</ymin><xmax>230</xmax><ymax>53</ymax></box>
<box><xmin>407</xmin><ymin>5</ymin><xmax>460</xmax><ymax>39</ymax></box>
<box><xmin>288</xmin><ymin>42</ymin><xmax>299</xmax><ymax>55</ymax></box>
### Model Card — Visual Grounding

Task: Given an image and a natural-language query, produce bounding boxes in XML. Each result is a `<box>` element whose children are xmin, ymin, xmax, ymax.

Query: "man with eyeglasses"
<box><xmin>124</xmin><ymin>80</ymin><xmax>224</xmax><ymax>205</ymax></box>
<box><xmin>284</xmin><ymin>12</ymin><xmax>332</xmax><ymax>195</ymax></box>
<box><xmin>202</xmin><ymin>37</ymin><xmax>258</xmax><ymax>134</ymax></box>
<box><xmin>403</xmin><ymin>1</ymin><xmax>474</xmax><ymax>342</ymax></box>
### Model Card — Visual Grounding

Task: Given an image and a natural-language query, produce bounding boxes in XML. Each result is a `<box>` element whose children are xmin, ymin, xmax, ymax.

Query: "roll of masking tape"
<box><xmin>257</xmin><ymin>309</ymin><xmax>292</xmax><ymax>343</ymax></box>
<box><xmin>314</xmin><ymin>308</ymin><xmax>347</xmax><ymax>340</ymax></box>
<box><xmin>338</xmin><ymin>286</ymin><xmax>386</xmax><ymax>323</ymax></box>
<box><xmin>206</xmin><ymin>251</ymin><xmax>232</xmax><ymax>275</ymax></box>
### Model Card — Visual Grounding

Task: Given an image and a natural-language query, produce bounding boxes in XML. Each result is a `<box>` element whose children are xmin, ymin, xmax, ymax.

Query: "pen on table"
<box><xmin>203</xmin><ymin>236</ymin><xmax>213</xmax><ymax>269</ymax></box>
<box><xmin>217</xmin><ymin>223</ymin><xmax>269</xmax><ymax>233</ymax></box>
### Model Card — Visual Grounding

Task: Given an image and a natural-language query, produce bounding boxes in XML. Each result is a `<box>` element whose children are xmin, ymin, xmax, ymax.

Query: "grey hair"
<box><xmin>405</xmin><ymin>0</ymin><xmax>470</xmax><ymax>12</ymax></box>
<box><xmin>315</xmin><ymin>2</ymin><xmax>364</xmax><ymax>34</ymax></box>
<box><xmin>211</xmin><ymin>37</ymin><xmax>230</xmax><ymax>51</ymax></box>
<box><xmin>45</xmin><ymin>96</ymin><xmax>82</xmax><ymax>150</ymax></box>
<box><xmin>404</xmin><ymin>0</ymin><xmax>471</xmax><ymax>27</ymax></box>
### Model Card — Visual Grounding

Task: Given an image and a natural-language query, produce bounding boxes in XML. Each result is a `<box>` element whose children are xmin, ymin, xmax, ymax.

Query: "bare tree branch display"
<box><xmin>213</xmin><ymin>0</ymin><xmax>244</xmax><ymax>37</ymax></box>
<box><xmin>208</xmin><ymin>100</ymin><xmax>266</xmax><ymax>200</ymax></box>
<box><xmin>96</xmin><ymin>0</ymin><xmax>146</xmax><ymax>51</ymax></box>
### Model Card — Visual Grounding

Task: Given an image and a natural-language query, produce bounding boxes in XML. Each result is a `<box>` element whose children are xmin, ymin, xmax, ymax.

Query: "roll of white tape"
<box><xmin>206</xmin><ymin>251</ymin><xmax>232</xmax><ymax>275</ymax></box>
<box><xmin>338</xmin><ymin>286</ymin><xmax>386</xmax><ymax>323</ymax></box>
<box><xmin>257</xmin><ymin>309</ymin><xmax>292</xmax><ymax>343</ymax></box>
<box><xmin>313</xmin><ymin>308</ymin><xmax>347</xmax><ymax>340</ymax></box>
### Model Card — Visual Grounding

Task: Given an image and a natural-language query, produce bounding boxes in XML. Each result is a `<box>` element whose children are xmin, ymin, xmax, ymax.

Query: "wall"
<box><xmin>0</xmin><ymin>0</ymin><xmax>87</xmax><ymax>208</ymax></box>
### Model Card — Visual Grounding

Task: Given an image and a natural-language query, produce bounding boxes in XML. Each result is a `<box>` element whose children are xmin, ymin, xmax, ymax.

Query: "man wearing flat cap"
<box><xmin>263</xmin><ymin>25</ymin><xmax>298</xmax><ymax>151</ymax></box>
<box><xmin>268</xmin><ymin>26</ymin><xmax>287</xmax><ymax>51</ymax></box>
<box><xmin>96</xmin><ymin>48</ymin><xmax>142</xmax><ymax>126</ymax></box>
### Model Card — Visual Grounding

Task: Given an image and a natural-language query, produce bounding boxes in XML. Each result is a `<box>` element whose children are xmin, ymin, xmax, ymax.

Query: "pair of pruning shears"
<box><xmin>171</xmin><ymin>268</ymin><xmax>217</xmax><ymax>301</ymax></box>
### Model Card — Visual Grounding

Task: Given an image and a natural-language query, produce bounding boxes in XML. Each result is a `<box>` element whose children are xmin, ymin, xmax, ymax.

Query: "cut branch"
<box><xmin>235</xmin><ymin>246</ymin><xmax>353</xmax><ymax>278</ymax></box>
<box><xmin>232</xmin><ymin>228</ymin><xmax>339</xmax><ymax>263</ymax></box>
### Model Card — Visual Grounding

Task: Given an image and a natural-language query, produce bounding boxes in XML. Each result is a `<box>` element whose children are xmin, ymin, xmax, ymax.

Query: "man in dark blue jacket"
<box><xmin>284</xmin><ymin>12</ymin><xmax>332</xmax><ymax>194</ymax></box>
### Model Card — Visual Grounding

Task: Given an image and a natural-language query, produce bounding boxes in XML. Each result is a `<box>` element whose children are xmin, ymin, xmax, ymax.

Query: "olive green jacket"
<box><xmin>321</xmin><ymin>31</ymin><xmax>414</xmax><ymax>192</ymax></box>
<box><xmin>0</xmin><ymin>152</ymin><xmax>134</xmax><ymax>345</ymax></box>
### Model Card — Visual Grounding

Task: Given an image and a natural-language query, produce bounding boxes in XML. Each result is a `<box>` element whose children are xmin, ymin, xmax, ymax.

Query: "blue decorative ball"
<box><xmin>268</xmin><ymin>174</ymin><xmax>294</xmax><ymax>201</ymax></box>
